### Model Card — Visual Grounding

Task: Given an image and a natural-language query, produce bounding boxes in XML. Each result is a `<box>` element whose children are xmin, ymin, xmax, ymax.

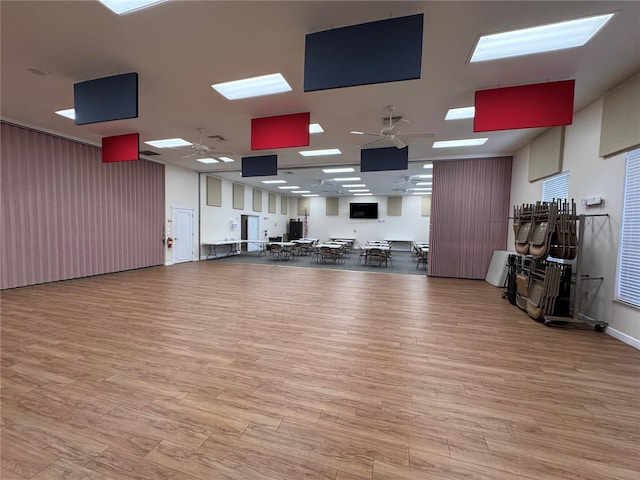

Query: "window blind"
<box><xmin>541</xmin><ymin>172</ymin><xmax>569</xmax><ymax>263</ymax></box>
<box><xmin>617</xmin><ymin>148</ymin><xmax>640</xmax><ymax>308</ymax></box>
<box><xmin>542</xmin><ymin>172</ymin><xmax>569</xmax><ymax>202</ymax></box>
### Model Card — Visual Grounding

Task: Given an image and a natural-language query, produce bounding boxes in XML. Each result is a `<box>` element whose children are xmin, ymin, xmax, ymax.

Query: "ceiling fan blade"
<box><xmin>352</xmin><ymin>131</ymin><xmax>384</xmax><ymax>137</ymax></box>
<box><xmin>398</xmin><ymin>132</ymin><xmax>436</xmax><ymax>137</ymax></box>
<box><xmin>358</xmin><ymin>137</ymin><xmax>386</xmax><ymax>148</ymax></box>
<box><xmin>391</xmin><ymin>136</ymin><xmax>406</xmax><ymax>149</ymax></box>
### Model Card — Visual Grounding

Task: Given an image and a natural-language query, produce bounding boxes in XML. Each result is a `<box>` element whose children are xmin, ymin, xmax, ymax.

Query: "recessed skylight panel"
<box><xmin>300</xmin><ymin>149</ymin><xmax>341</xmax><ymax>157</ymax></box>
<box><xmin>433</xmin><ymin>138</ymin><xmax>488</xmax><ymax>148</ymax></box>
<box><xmin>145</xmin><ymin>138</ymin><xmax>192</xmax><ymax>148</ymax></box>
<box><xmin>212</xmin><ymin>73</ymin><xmax>292</xmax><ymax>100</ymax></box>
<box><xmin>98</xmin><ymin>0</ymin><xmax>168</xmax><ymax>15</ymax></box>
<box><xmin>445</xmin><ymin>107</ymin><xmax>475</xmax><ymax>120</ymax></box>
<box><xmin>470</xmin><ymin>13</ymin><xmax>615</xmax><ymax>62</ymax></box>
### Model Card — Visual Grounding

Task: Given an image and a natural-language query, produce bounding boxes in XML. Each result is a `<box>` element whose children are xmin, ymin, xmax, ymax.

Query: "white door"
<box><xmin>172</xmin><ymin>207</ymin><xmax>194</xmax><ymax>263</ymax></box>
<box><xmin>247</xmin><ymin>215</ymin><xmax>259</xmax><ymax>252</ymax></box>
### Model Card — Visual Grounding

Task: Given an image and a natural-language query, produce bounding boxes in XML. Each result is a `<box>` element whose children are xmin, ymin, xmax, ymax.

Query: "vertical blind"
<box><xmin>617</xmin><ymin>148</ymin><xmax>640</xmax><ymax>308</ymax></box>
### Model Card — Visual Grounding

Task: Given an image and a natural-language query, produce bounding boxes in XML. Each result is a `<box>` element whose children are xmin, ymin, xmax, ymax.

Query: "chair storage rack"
<box><xmin>543</xmin><ymin>213</ymin><xmax>608</xmax><ymax>331</ymax></box>
<box><xmin>511</xmin><ymin>199</ymin><xmax>608</xmax><ymax>331</ymax></box>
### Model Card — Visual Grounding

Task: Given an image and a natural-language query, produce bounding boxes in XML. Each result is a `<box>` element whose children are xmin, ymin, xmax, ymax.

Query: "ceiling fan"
<box><xmin>394</xmin><ymin>175</ymin><xmax>419</xmax><ymax>185</ymax></box>
<box><xmin>310</xmin><ymin>179</ymin><xmax>336</xmax><ymax>187</ymax></box>
<box><xmin>350</xmin><ymin>105</ymin><xmax>435</xmax><ymax>149</ymax></box>
<box><xmin>175</xmin><ymin>128</ymin><xmax>235</xmax><ymax>160</ymax></box>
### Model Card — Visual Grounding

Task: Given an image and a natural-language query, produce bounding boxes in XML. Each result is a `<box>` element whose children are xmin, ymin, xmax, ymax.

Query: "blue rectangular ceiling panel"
<box><xmin>361</xmin><ymin>146</ymin><xmax>409</xmax><ymax>172</ymax></box>
<box><xmin>74</xmin><ymin>72</ymin><xmax>138</xmax><ymax>125</ymax></box>
<box><xmin>304</xmin><ymin>14</ymin><xmax>423</xmax><ymax>92</ymax></box>
<box><xmin>242</xmin><ymin>155</ymin><xmax>278</xmax><ymax>177</ymax></box>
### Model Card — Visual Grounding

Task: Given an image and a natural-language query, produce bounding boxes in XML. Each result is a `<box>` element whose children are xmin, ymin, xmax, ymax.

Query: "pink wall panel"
<box><xmin>0</xmin><ymin>122</ymin><xmax>164</xmax><ymax>289</ymax></box>
<box><xmin>428</xmin><ymin>157</ymin><xmax>512</xmax><ymax>279</ymax></box>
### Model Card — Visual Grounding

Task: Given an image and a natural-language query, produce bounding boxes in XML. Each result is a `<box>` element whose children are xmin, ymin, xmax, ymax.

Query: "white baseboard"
<box><xmin>164</xmin><ymin>261</ymin><xmax>174</xmax><ymax>266</ymax></box>
<box><xmin>606</xmin><ymin>327</ymin><xmax>640</xmax><ymax>350</ymax></box>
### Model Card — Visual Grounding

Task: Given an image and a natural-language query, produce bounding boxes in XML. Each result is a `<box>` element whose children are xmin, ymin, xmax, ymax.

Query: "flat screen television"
<box><xmin>350</xmin><ymin>202</ymin><xmax>378</xmax><ymax>219</ymax></box>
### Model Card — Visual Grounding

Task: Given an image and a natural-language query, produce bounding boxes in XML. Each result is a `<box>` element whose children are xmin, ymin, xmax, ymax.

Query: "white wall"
<box><xmin>509</xmin><ymin>97</ymin><xmax>639</xmax><ymax>347</ymax></box>
<box><xmin>302</xmin><ymin>195</ymin><xmax>429</xmax><ymax>247</ymax></box>
<box><xmin>165</xmin><ymin>163</ymin><xmax>199</xmax><ymax>265</ymax></box>
<box><xmin>199</xmin><ymin>175</ymin><xmax>291</xmax><ymax>258</ymax></box>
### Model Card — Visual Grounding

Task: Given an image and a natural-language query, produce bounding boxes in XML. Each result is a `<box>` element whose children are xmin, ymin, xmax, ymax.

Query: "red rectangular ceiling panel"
<box><xmin>251</xmin><ymin>112</ymin><xmax>310</xmax><ymax>150</ymax></box>
<box><xmin>474</xmin><ymin>80</ymin><xmax>575</xmax><ymax>132</ymax></box>
<box><xmin>102</xmin><ymin>133</ymin><xmax>139</xmax><ymax>162</ymax></box>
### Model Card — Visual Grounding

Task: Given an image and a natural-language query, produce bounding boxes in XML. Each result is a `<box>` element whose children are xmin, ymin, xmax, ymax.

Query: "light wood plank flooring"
<box><xmin>2</xmin><ymin>261</ymin><xmax>639</xmax><ymax>479</ymax></box>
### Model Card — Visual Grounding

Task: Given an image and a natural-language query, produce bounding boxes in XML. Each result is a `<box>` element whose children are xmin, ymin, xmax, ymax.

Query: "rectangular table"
<box><xmin>384</xmin><ymin>239</ymin><xmax>414</xmax><ymax>251</ymax></box>
<box><xmin>203</xmin><ymin>240</ymin><xmax>242</xmax><ymax>259</ymax></box>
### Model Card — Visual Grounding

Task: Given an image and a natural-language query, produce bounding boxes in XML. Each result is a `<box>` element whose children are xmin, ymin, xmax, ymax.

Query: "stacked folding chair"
<box><xmin>513</xmin><ymin>203</ymin><xmax>534</xmax><ymax>255</ymax></box>
<box><xmin>510</xmin><ymin>198</ymin><xmax>577</xmax><ymax>321</ymax></box>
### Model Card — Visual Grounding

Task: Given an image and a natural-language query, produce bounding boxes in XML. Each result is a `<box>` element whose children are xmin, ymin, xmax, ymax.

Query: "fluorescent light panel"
<box><xmin>196</xmin><ymin>158</ymin><xmax>219</xmax><ymax>164</ymax></box>
<box><xmin>300</xmin><ymin>149</ymin><xmax>341</xmax><ymax>157</ymax></box>
<box><xmin>470</xmin><ymin>13</ymin><xmax>615</xmax><ymax>62</ymax></box>
<box><xmin>417</xmin><ymin>174</ymin><xmax>433</xmax><ymax>179</ymax></box>
<box><xmin>218</xmin><ymin>157</ymin><xmax>234</xmax><ymax>163</ymax></box>
<box><xmin>353</xmin><ymin>193</ymin><xmax>372</xmax><ymax>196</ymax></box>
<box><xmin>55</xmin><ymin>108</ymin><xmax>75</xmax><ymax>119</ymax></box>
<box><xmin>98</xmin><ymin>0</ymin><xmax>168</xmax><ymax>15</ymax></box>
<box><xmin>433</xmin><ymin>138</ymin><xmax>488</xmax><ymax>148</ymax></box>
<box><xmin>412</xmin><ymin>192</ymin><xmax>431</xmax><ymax>195</ymax></box>
<box><xmin>145</xmin><ymin>138</ymin><xmax>192</xmax><ymax>148</ymax></box>
<box><xmin>212</xmin><ymin>73</ymin><xmax>291</xmax><ymax>100</ymax></box>
<box><xmin>342</xmin><ymin>184</ymin><xmax>366</xmax><ymax>188</ymax></box>
<box><xmin>416</xmin><ymin>182</ymin><xmax>432</xmax><ymax>186</ymax></box>
<box><xmin>333</xmin><ymin>176</ymin><xmax>360</xmax><ymax>181</ymax></box>
<box><xmin>423</xmin><ymin>163</ymin><xmax>433</xmax><ymax>169</ymax></box>
<box><xmin>309</xmin><ymin>123</ymin><xmax>324</xmax><ymax>134</ymax></box>
<box><xmin>445</xmin><ymin>106</ymin><xmax>475</xmax><ymax>120</ymax></box>
<box><xmin>348</xmin><ymin>189</ymin><xmax>370</xmax><ymax>193</ymax></box>
<box><xmin>292</xmin><ymin>190</ymin><xmax>311</xmax><ymax>194</ymax></box>
<box><xmin>322</xmin><ymin>167</ymin><xmax>354</xmax><ymax>173</ymax></box>
<box><xmin>302</xmin><ymin>194</ymin><xmax>319</xmax><ymax>197</ymax></box>
<box><xmin>412</xmin><ymin>188</ymin><xmax>432</xmax><ymax>191</ymax></box>
<box><xmin>278</xmin><ymin>186</ymin><xmax>300</xmax><ymax>189</ymax></box>
<box><xmin>261</xmin><ymin>180</ymin><xmax>286</xmax><ymax>184</ymax></box>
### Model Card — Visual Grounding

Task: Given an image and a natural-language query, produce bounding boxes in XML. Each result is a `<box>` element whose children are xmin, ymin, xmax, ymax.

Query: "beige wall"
<box><xmin>509</xmin><ymin>97</ymin><xmax>639</xmax><ymax>346</ymax></box>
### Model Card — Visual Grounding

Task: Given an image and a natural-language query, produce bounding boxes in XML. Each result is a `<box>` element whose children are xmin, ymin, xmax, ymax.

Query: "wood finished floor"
<box><xmin>1</xmin><ymin>261</ymin><xmax>639</xmax><ymax>480</ymax></box>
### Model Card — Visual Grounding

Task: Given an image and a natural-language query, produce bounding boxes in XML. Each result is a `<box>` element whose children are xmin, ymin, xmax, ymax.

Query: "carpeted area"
<box><xmin>212</xmin><ymin>248</ymin><xmax>428</xmax><ymax>275</ymax></box>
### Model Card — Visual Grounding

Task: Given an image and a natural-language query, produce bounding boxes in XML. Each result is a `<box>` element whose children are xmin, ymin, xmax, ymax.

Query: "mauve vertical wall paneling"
<box><xmin>428</xmin><ymin>157</ymin><xmax>512</xmax><ymax>279</ymax></box>
<box><xmin>0</xmin><ymin>122</ymin><xmax>164</xmax><ymax>289</ymax></box>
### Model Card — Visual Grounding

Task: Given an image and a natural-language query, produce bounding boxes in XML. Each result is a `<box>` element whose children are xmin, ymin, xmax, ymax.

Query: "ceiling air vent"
<box><xmin>139</xmin><ymin>150</ymin><xmax>160</xmax><ymax>156</ymax></box>
<box><xmin>382</xmin><ymin>115</ymin><xmax>403</xmax><ymax>125</ymax></box>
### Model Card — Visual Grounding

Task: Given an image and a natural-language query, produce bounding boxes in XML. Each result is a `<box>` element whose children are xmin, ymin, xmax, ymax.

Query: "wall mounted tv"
<box><xmin>350</xmin><ymin>202</ymin><xmax>378</xmax><ymax>219</ymax></box>
<box><xmin>74</xmin><ymin>72</ymin><xmax>138</xmax><ymax>125</ymax></box>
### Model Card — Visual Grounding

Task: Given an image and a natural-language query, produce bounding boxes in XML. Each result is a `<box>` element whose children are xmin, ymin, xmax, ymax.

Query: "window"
<box><xmin>542</xmin><ymin>172</ymin><xmax>569</xmax><ymax>263</ymax></box>
<box><xmin>542</xmin><ymin>172</ymin><xmax>569</xmax><ymax>202</ymax></box>
<box><xmin>617</xmin><ymin>148</ymin><xmax>640</xmax><ymax>308</ymax></box>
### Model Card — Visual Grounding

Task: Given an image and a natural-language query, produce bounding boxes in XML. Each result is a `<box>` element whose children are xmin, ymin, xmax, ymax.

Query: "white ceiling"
<box><xmin>2</xmin><ymin>1</ymin><xmax>639</xmax><ymax>197</ymax></box>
